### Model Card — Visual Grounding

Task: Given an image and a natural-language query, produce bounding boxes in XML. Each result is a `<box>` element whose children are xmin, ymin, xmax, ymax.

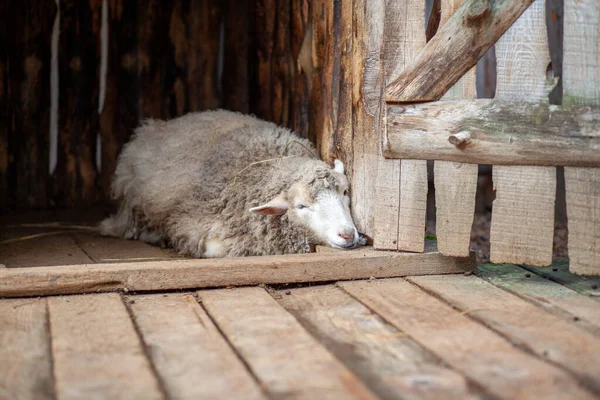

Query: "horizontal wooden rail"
<box><xmin>0</xmin><ymin>248</ymin><xmax>475</xmax><ymax>298</ymax></box>
<box><xmin>384</xmin><ymin>100</ymin><xmax>600</xmax><ymax>167</ymax></box>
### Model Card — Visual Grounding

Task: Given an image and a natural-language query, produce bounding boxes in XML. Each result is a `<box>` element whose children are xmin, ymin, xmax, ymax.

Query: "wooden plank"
<box><xmin>563</xmin><ymin>0</ymin><xmax>600</xmax><ymax>276</ymax></box>
<box><xmin>54</xmin><ymin>0</ymin><xmax>101</xmax><ymax>207</ymax></box>
<box><xmin>490</xmin><ymin>0</ymin><xmax>556</xmax><ymax>266</ymax></box>
<box><xmin>409</xmin><ymin>274</ymin><xmax>600</xmax><ymax>393</ymax></box>
<box><xmin>222</xmin><ymin>0</ymin><xmax>250</xmax><ymax>113</ymax></box>
<box><xmin>0</xmin><ymin>231</ymin><xmax>93</xmax><ymax>268</ymax></box>
<box><xmin>433</xmin><ymin>0</ymin><xmax>478</xmax><ymax>258</ymax></box>
<box><xmin>385</xmin><ymin>0</ymin><xmax>536</xmax><ymax>102</ymax></box>
<box><xmin>253</xmin><ymin>0</ymin><xmax>276</xmax><ymax>122</ymax></box>
<box><xmin>71</xmin><ymin>232</ymin><xmax>180</xmax><ymax>263</ymax></box>
<box><xmin>479</xmin><ymin>263</ymin><xmax>600</xmax><ymax>335</ymax></box>
<box><xmin>129</xmin><ymin>293</ymin><xmax>266</xmax><ymax>400</ymax></box>
<box><xmin>199</xmin><ymin>287</ymin><xmax>378</xmax><ymax>399</ymax></box>
<box><xmin>0</xmin><ymin>0</ymin><xmax>8</xmax><ymax>209</ymax></box>
<box><xmin>49</xmin><ymin>293</ymin><xmax>163</xmax><ymax>400</ymax></box>
<box><xmin>384</xmin><ymin>100</ymin><xmax>600</xmax><ymax>167</ymax></box>
<box><xmin>290</xmin><ymin>0</ymin><xmax>311</xmax><ymax>139</ymax></box>
<box><xmin>0</xmin><ymin>298</ymin><xmax>53</xmax><ymax>400</ymax></box>
<box><xmin>277</xmin><ymin>285</ymin><xmax>481</xmax><ymax>400</ymax></box>
<box><xmin>271</xmin><ymin>0</ymin><xmax>292</xmax><ymax>127</ymax></box>
<box><xmin>100</xmin><ymin>0</ymin><xmax>140</xmax><ymax>198</ymax></box>
<box><xmin>7</xmin><ymin>1</ymin><xmax>56</xmax><ymax>209</ymax></box>
<box><xmin>374</xmin><ymin>0</ymin><xmax>428</xmax><ymax>252</ymax></box>
<box><xmin>0</xmin><ymin>248</ymin><xmax>475</xmax><ymax>298</ymax></box>
<box><xmin>522</xmin><ymin>259</ymin><xmax>600</xmax><ymax>297</ymax></box>
<box><xmin>339</xmin><ymin>279</ymin><xmax>597</xmax><ymax>400</ymax></box>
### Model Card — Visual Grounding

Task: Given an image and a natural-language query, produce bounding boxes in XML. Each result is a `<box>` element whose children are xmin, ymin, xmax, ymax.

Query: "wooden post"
<box><xmin>563</xmin><ymin>0</ymin><xmax>600</xmax><ymax>275</ymax></box>
<box><xmin>289</xmin><ymin>0</ymin><xmax>311</xmax><ymax>139</ymax></box>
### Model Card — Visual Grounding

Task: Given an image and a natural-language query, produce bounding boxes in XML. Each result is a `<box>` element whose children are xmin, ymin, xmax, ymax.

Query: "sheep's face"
<box><xmin>250</xmin><ymin>160</ymin><xmax>361</xmax><ymax>249</ymax></box>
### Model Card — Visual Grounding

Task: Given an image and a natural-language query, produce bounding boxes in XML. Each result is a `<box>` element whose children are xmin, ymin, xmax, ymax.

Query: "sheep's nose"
<box><xmin>338</xmin><ymin>229</ymin><xmax>355</xmax><ymax>241</ymax></box>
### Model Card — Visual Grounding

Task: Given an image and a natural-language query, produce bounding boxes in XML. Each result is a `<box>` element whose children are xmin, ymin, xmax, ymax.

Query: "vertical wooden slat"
<box><xmin>222</xmin><ymin>0</ymin><xmax>251</xmax><ymax>113</ymax></box>
<box><xmin>271</xmin><ymin>0</ymin><xmax>292</xmax><ymax>127</ymax></box>
<box><xmin>0</xmin><ymin>0</ymin><xmax>9</xmax><ymax>209</ymax></box>
<box><xmin>253</xmin><ymin>0</ymin><xmax>276</xmax><ymax>122</ymax></box>
<box><xmin>374</xmin><ymin>0</ymin><xmax>427</xmax><ymax>251</ymax></box>
<box><xmin>100</xmin><ymin>0</ymin><xmax>140</xmax><ymax>199</ymax></box>
<box><xmin>54</xmin><ymin>0</ymin><xmax>101</xmax><ymax>207</ymax></box>
<box><xmin>290</xmin><ymin>0</ymin><xmax>311</xmax><ymax>139</ymax></box>
<box><xmin>563</xmin><ymin>0</ymin><xmax>600</xmax><ymax>276</ymax></box>
<box><xmin>433</xmin><ymin>0</ymin><xmax>478</xmax><ymax>257</ymax></box>
<box><xmin>0</xmin><ymin>298</ymin><xmax>53</xmax><ymax>400</ymax></box>
<box><xmin>490</xmin><ymin>0</ymin><xmax>556</xmax><ymax>266</ymax></box>
<box><xmin>8</xmin><ymin>2</ymin><xmax>57</xmax><ymax>209</ymax></box>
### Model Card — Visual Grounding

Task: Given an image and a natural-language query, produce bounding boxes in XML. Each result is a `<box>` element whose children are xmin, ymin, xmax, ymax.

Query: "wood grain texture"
<box><xmin>479</xmin><ymin>263</ymin><xmax>600</xmax><ymax>335</ymax></box>
<box><xmin>129</xmin><ymin>293</ymin><xmax>266</xmax><ymax>400</ymax></box>
<box><xmin>384</xmin><ymin>100</ymin><xmax>600</xmax><ymax>167</ymax></box>
<box><xmin>199</xmin><ymin>287</ymin><xmax>379</xmax><ymax>399</ymax></box>
<box><xmin>0</xmin><ymin>298</ymin><xmax>53</xmax><ymax>400</ymax></box>
<box><xmin>253</xmin><ymin>0</ymin><xmax>276</xmax><ymax>122</ymax></box>
<box><xmin>340</xmin><ymin>279</ymin><xmax>597</xmax><ymax>400</ymax></box>
<box><xmin>490</xmin><ymin>0</ymin><xmax>556</xmax><ymax>266</ymax></box>
<box><xmin>0</xmin><ymin>0</ymin><xmax>8</xmax><ymax>209</ymax></box>
<box><xmin>521</xmin><ymin>259</ymin><xmax>600</xmax><ymax>297</ymax></box>
<box><xmin>49</xmin><ymin>293</ymin><xmax>163</xmax><ymax>400</ymax></box>
<box><xmin>563</xmin><ymin>0</ymin><xmax>600</xmax><ymax>276</ymax></box>
<box><xmin>433</xmin><ymin>0</ymin><xmax>478</xmax><ymax>258</ymax></box>
<box><xmin>277</xmin><ymin>285</ymin><xmax>480</xmax><ymax>400</ymax></box>
<box><xmin>100</xmin><ymin>0</ymin><xmax>140</xmax><ymax>199</ymax></box>
<box><xmin>385</xmin><ymin>0</ymin><xmax>536</xmax><ymax>102</ymax></box>
<box><xmin>290</xmin><ymin>0</ymin><xmax>311</xmax><ymax>139</ymax></box>
<box><xmin>410</xmin><ymin>274</ymin><xmax>600</xmax><ymax>393</ymax></box>
<box><xmin>374</xmin><ymin>0</ymin><xmax>427</xmax><ymax>252</ymax></box>
<box><xmin>0</xmin><ymin>248</ymin><xmax>475</xmax><ymax>297</ymax></box>
<box><xmin>53</xmin><ymin>0</ymin><xmax>101</xmax><ymax>207</ymax></box>
<box><xmin>222</xmin><ymin>0</ymin><xmax>251</xmax><ymax>113</ymax></box>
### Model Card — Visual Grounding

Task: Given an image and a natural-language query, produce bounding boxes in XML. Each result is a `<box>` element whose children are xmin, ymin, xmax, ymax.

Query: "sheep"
<box><xmin>100</xmin><ymin>109</ymin><xmax>366</xmax><ymax>258</ymax></box>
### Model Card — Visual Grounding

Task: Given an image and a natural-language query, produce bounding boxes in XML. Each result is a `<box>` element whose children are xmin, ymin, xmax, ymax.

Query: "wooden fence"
<box><xmin>360</xmin><ymin>0</ymin><xmax>599</xmax><ymax>276</ymax></box>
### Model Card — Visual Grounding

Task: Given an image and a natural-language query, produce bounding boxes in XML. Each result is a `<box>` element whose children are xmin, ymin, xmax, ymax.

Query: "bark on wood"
<box><xmin>222</xmin><ymin>0</ymin><xmax>251</xmax><ymax>113</ymax></box>
<box><xmin>0</xmin><ymin>249</ymin><xmax>475</xmax><ymax>298</ymax></box>
<box><xmin>53</xmin><ymin>0</ymin><xmax>101</xmax><ymax>207</ymax></box>
<box><xmin>385</xmin><ymin>100</ymin><xmax>600</xmax><ymax>167</ymax></box>
<box><xmin>100</xmin><ymin>0</ymin><xmax>140</xmax><ymax>200</ymax></box>
<box><xmin>491</xmin><ymin>0</ymin><xmax>556</xmax><ymax>267</ymax></box>
<box><xmin>563</xmin><ymin>0</ymin><xmax>600</xmax><ymax>276</ymax></box>
<box><xmin>6</xmin><ymin>2</ymin><xmax>56</xmax><ymax>209</ymax></box>
<box><xmin>385</xmin><ymin>0</ymin><xmax>537</xmax><ymax>102</ymax></box>
<box><xmin>340</xmin><ymin>279</ymin><xmax>597</xmax><ymax>400</ymax></box>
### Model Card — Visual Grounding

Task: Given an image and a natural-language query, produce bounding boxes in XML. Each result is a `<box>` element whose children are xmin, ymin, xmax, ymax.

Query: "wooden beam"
<box><xmin>0</xmin><ymin>249</ymin><xmax>475</xmax><ymax>298</ymax></box>
<box><xmin>384</xmin><ymin>100</ymin><xmax>600</xmax><ymax>167</ymax></box>
<box><xmin>385</xmin><ymin>0</ymin><xmax>536</xmax><ymax>103</ymax></box>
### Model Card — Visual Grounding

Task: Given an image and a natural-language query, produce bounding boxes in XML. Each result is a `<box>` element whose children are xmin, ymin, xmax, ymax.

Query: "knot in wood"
<box><xmin>449</xmin><ymin>131</ymin><xmax>472</xmax><ymax>147</ymax></box>
<box><xmin>465</xmin><ymin>0</ymin><xmax>490</xmax><ymax>25</ymax></box>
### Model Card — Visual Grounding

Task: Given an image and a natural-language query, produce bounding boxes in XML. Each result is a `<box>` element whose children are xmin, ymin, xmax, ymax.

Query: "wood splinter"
<box><xmin>449</xmin><ymin>131</ymin><xmax>472</xmax><ymax>146</ymax></box>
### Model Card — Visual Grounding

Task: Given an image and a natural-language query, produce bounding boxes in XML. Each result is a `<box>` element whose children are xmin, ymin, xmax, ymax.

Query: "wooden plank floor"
<box><xmin>1</xmin><ymin>262</ymin><xmax>599</xmax><ymax>400</ymax></box>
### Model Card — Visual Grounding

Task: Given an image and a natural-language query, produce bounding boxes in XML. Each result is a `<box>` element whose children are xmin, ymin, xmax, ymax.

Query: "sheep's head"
<box><xmin>249</xmin><ymin>159</ymin><xmax>364</xmax><ymax>249</ymax></box>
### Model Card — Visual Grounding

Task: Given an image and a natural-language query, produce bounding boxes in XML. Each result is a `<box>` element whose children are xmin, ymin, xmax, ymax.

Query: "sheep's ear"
<box><xmin>249</xmin><ymin>195</ymin><xmax>289</xmax><ymax>216</ymax></box>
<box><xmin>333</xmin><ymin>159</ymin><xmax>344</xmax><ymax>174</ymax></box>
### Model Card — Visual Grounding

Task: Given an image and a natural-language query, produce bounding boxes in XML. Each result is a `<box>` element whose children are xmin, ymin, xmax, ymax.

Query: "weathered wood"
<box><xmin>49</xmin><ymin>293</ymin><xmax>163</xmax><ymax>400</ymax></box>
<box><xmin>129</xmin><ymin>293</ymin><xmax>266</xmax><ymax>400</ymax></box>
<box><xmin>563</xmin><ymin>0</ymin><xmax>600</xmax><ymax>276</ymax></box>
<box><xmin>277</xmin><ymin>285</ymin><xmax>480</xmax><ymax>400</ymax></box>
<box><xmin>0</xmin><ymin>0</ymin><xmax>8</xmax><ymax>209</ymax></box>
<box><xmin>271</xmin><ymin>0</ymin><xmax>292</xmax><ymax>127</ymax></box>
<box><xmin>290</xmin><ymin>0</ymin><xmax>311</xmax><ymax>139</ymax></box>
<box><xmin>100</xmin><ymin>0</ymin><xmax>140</xmax><ymax>199</ymax></box>
<box><xmin>0</xmin><ymin>248</ymin><xmax>475</xmax><ymax>298</ymax></box>
<box><xmin>200</xmin><ymin>287</ymin><xmax>379</xmax><ymax>399</ymax></box>
<box><xmin>521</xmin><ymin>259</ymin><xmax>600</xmax><ymax>297</ymax></box>
<box><xmin>385</xmin><ymin>100</ymin><xmax>600</xmax><ymax>167</ymax></box>
<box><xmin>490</xmin><ymin>0</ymin><xmax>556</xmax><ymax>267</ymax></box>
<box><xmin>385</xmin><ymin>0</ymin><xmax>536</xmax><ymax>102</ymax></box>
<box><xmin>0</xmin><ymin>298</ymin><xmax>53</xmax><ymax>400</ymax></box>
<box><xmin>222</xmin><ymin>0</ymin><xmax>251</xmax><ymax>113</ymax></box>
<box><xmin>479</xmin><ymin>263</ymin><xmax>600</xmax><ymax>335</ymax></box>
<box><xmin>53</xmin><ymin>0</ymin><xmax>101</xmax><ymax>207</ymax></box>
<box><xmin>410</xmin><ymin>274</ymin><xmax>600</xmax><ymax>393</ymax></box>
<box><xmin>253</xmin><ymin>0</ymin><xmax>276</xmax><ymax>122</ymax></box>
<box><xmin>340</xmin><ymin>279</ymin><xmax>597</xmax><ymax>400</ymax></box>
<box><xmin>8</xmin><ymin>2</ymin><xmax>57</xmax><ymax>209</ymax></box>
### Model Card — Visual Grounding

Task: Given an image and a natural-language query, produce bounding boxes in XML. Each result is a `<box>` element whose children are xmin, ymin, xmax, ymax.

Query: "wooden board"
<box><xmin>49</xmin><ymin>293</ymin><xmax>163</xmax><ymax>400</ymax></box>
<box><xmin>0</xmin><ymin>298</ymin><xmax>53</xmax><ymax>400</ymax></box>
<box><xmin>385</xmin><ymin>0</ymin><xmax>536</xmax><ymax>102</ymax></box>
<box><xmin>277</xmin><ymin>285</ymin><xmax>480</xmax><ymax>400</ymax></box>
<box><xmin>479</xmin><ymin>263</ymin><xmax>600</xmax><ymax>335</ymax></box>
<box><xmin>409</xmin><ymin>274</ymin><xmax>600</xmax><ymax>393</ymax></box>
<box><xmin>339</xmin><ymin>279</ymin><xmax>596</xmax><ymax>400</ymax></box>
<box><xmin>0</xmin><ymin>247</ymin><xmax>474</xmax><ymax>298</ymax></box>
<box><xmin>384</xmin><ymin>100</ymin><xmax>600</xmax><ymax>167</ymax></box>
<box><xmin>199</xmin><ymin>287</ymin><xmax>378</xmax><ymax>399</ymax></box>
<box><xmin>490</xmin><ymin>0</ymin><xmax>556</xmax><ymax>267</ymax></box>
<box><xmin>521</xmin><ymin>259</ymin><xmax>600</xmax><ymax>297</ymax></box>
<box><xmin>129</xmin><ymin>293</ymin><xmax>266</xmax><ymax>400</ymax></box>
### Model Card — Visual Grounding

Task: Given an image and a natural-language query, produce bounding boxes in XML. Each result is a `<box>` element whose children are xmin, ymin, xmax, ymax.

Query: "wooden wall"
<box><xmin>1</xmin><ymin>0</ymin><xmax>350</xmax><ymax>211</ymax></box>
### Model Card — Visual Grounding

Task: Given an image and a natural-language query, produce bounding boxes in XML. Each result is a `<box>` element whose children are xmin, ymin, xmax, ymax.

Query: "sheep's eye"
<box><xmin>343</xmin><ymin>189</ymin><xmax>349</xmax><ymax>197</ymax></box>
<box><xmin>296</xmin><ymin>204</ymin><xmax>308</xmax><ymax>210</ymax></box>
